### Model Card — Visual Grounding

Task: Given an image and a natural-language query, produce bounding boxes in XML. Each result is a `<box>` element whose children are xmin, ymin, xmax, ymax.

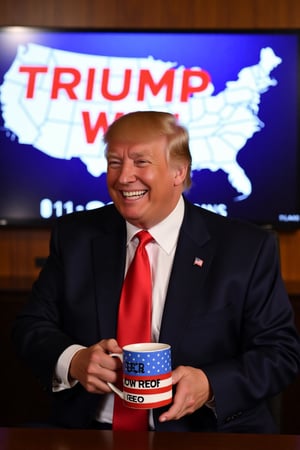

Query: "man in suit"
<box><xmin>13</xmin><ymin>111</ymin><xmax>300</xmax><ymax>433</ymax></box>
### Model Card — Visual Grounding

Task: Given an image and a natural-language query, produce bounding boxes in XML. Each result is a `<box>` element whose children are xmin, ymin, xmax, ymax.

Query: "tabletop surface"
<box><xmin>1</xmin><ymin>428</ymin><xmax>300</xmax><ymax>450</ymax></box>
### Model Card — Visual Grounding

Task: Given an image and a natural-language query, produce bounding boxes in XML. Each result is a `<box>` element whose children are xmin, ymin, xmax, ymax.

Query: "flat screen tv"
<box><xmin>0</xmin><ymin>27</ymin><xmax>299</xmax><ymax>229</ymax></box>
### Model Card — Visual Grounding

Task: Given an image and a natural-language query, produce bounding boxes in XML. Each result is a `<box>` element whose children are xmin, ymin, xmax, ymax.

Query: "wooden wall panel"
<box><xmin>0</xmin><ymin>228</ymin><xmax>50</xmax><ymax>279</ymax></box>
<box><xmin>279</xmin><ymin>231</ymin><xmax>300</xmax><ymax>287</ymax></box>
<box><xmin>1</xmin><ymin>0</ymin><xmax>300</xmax><ymax>287</ymax></box>
<box><xmin>1</xmin><ymin>0</ymin><xmax>300</xmax><ymax>29</ymax></box>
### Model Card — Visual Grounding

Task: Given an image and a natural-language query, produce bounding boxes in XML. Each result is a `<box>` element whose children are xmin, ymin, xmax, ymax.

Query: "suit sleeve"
<box><xmin>12</xmin><ymin>221</ymin><xmax>77</xmax><ymax>391</ymax></box>
<box><xmin>202</xmin><ymin>231</ymin><xmax>300</xmax><ymax>426</ymax></box>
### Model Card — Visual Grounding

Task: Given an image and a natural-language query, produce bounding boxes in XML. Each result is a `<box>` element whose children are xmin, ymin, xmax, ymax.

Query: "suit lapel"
<box><xmin>159</xmin><ymin>202</ymin><xmax>215</xmax><ymax>356</ymax></box>
<box><xmin>91</xmin><ymin>212</ymin><xmax>127</xmax><ymax>340</ymax></box>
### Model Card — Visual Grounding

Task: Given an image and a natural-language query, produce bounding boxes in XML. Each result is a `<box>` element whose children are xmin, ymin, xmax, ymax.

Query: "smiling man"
<box><xmin>13</xmin><ymin>111</ymin><xmax>300</xmax><ymax>433</ymax></box>
<box><xmin>104</xmin><ymin>112</ymin><xmax>190</xmax><ymax>229</ymax></box>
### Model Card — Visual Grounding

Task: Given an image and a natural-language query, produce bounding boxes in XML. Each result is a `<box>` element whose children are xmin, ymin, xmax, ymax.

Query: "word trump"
<box><xmin>19</xmin><ymin>66</ymin><xmax>211</xmax><ymax>102</ymax></box>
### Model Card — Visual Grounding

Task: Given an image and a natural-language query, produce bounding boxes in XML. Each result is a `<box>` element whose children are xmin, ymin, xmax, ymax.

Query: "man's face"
<box><xmin>106</xmin><ymin>136</ymin><xmax>186</xmax><ymax>229</ymax></box>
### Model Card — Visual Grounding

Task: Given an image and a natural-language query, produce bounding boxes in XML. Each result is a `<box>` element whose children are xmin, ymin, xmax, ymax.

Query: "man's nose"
<box><xmin>118</xmin><ymin>162</ymin><xmax>136</xmax><ymax>183</ymax></box>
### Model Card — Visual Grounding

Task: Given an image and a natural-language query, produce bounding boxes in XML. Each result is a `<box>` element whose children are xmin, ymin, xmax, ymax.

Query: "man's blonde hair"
<box><xmin>104</xmin><ymin>111</ymin><xmax>192</xmax><ymax>189</ymax></box>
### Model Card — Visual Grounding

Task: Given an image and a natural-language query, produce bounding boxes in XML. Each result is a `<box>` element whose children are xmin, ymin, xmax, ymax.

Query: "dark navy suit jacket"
<box><xmin>13</xmin><ymin>198</ymin><xmax>300</xmax><ymax>432</ymax></box>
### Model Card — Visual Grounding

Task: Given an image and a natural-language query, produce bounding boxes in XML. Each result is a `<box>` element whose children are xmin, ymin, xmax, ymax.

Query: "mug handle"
<box><xmin>107</xmin><ymin>353</ymin><xmax>124</xmax><ymax>399</ymax></box>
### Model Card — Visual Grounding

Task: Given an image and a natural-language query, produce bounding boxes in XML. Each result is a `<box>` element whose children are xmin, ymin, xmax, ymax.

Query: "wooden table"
<box><xmin>0</xmin><ymin>428</ymin><xmax>300</xmax><ymax>450</ymax></box>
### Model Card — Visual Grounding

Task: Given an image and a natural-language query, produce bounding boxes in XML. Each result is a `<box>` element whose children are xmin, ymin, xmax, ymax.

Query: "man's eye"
<box><xmin>108</xmin><ymin>160</ymin><xmax>121</xmax><ymax>168</ymax></box>
<box><xmin>135</xmin><ymin>160</ymin><xmax>149</xmax><ymax>166</ymax></box>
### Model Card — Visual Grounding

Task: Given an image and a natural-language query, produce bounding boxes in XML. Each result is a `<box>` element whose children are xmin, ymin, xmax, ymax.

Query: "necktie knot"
<box><xmin>136</xmin><ymin>230</ymin><xmax>153</xmax><ymax>248</ymax></box>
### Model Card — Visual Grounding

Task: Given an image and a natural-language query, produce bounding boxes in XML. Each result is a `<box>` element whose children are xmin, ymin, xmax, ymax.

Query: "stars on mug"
<box><xmin>124</xmin><ymin>350</ymin><xmax>171</xmax><ymax>375</ymax></box>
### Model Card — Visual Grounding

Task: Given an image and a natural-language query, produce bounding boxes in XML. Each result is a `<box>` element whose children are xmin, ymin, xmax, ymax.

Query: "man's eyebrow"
<box><xmin>130</xmin><ymin>151</ymin><xmax>150</xmax><ymax>158</ymax></box>
<box><xmin>107</xmin><ymin>150</ymin><xmax>150</xmax><ymax>159</ymax></box>
<box><xmin>106</xmin><ymin>152</ymin><xmax>121</xmax><ymax>158</ymax></box>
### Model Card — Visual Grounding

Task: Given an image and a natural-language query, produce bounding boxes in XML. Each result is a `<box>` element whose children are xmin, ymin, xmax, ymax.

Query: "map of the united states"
<box><xmin>0</xmin><ymin>44</ymin><xmax>282</xmax><ymax>200</ymax></box>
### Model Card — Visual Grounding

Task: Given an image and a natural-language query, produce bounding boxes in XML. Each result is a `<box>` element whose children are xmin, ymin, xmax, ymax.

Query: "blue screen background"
<box><xmin>0</xmin><ymin>28</ymin><xmax>299</xmax><ymax>228</ymax></box>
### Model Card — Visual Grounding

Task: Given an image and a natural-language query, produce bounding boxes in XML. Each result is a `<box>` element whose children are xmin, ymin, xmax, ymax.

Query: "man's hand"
<box><xmin>69</xmin><ymin>338</ymin><xmax>122</xmax><ymax>394</ymax></box>
<box><xmin>159</xmin><ymin>366</ymin><xmax>213</xmax><ymax>422</ymax></box>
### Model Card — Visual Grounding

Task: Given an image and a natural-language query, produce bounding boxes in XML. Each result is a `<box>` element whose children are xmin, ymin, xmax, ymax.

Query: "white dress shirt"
<box><xmin>53</xmin><ymin>196</ymin><xmax>185</xmax><ymax>426</ymax></box>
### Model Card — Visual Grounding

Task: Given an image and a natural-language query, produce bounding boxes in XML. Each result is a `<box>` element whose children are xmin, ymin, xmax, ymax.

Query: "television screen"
<box><xmin>0</xmin><ymin>27</ymin><xmax>299</xmax><ymax>229</ymax></box>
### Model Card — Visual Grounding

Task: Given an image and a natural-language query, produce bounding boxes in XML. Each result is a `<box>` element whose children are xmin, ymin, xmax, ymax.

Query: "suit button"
<box><xmin>225</xmin><ymin>416</ymin><xmax>233</xmax><ymax>423</ymax></box>
<box><xmin>224</xmin><ymin>411</ymin><xmax>243</xmax><ymax>423</ymax></box>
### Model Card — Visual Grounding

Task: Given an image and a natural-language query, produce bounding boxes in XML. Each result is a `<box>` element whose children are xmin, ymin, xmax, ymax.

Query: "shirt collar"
<box><xmin>126</xmin><ymin>196</ymin><xmax>185</xmax><ymax>254</ymax></box>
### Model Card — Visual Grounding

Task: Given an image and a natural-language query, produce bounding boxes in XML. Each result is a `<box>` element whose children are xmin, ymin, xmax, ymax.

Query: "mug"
<box><xmin>108</xmin><ymin>342</ymin><xmax>172</xmax><ymax>409</ymax></box>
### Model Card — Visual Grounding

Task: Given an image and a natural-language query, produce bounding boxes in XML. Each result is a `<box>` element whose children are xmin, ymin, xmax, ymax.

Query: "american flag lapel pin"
<box><xmin>193</xmin><ymin>256</ymin><xmax>204</xmax><ymax>267</ymax></box>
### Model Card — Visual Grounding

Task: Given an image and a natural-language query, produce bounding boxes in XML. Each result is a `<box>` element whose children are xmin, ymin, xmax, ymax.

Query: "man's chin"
<box><xmin>116</xmin><ymin>205</ymin><xmax>142</xmax><ymax>222</ymax></box>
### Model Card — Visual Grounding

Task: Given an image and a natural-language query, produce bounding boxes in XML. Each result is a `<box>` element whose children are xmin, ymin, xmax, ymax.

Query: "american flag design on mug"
<box><xmin>122</xmin><ymin>343</ymin><xmax>172</xmax><ymax>409</ymax></box>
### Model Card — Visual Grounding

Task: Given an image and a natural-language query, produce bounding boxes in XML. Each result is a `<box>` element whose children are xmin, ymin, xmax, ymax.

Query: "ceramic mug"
<box><xmin>107</xmin><ymin>342</ymin><xmax>172</xmax><ymax>409</ymax></box>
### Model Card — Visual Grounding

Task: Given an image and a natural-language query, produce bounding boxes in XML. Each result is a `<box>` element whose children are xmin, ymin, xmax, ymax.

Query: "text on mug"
<box><xmin>125</xmin><ymin>362</ymin><xmax>145</xmax><ymax>373</ymax></box>
<box><xmin>126</xmin><ymin>394</ymin><xmax>144</xmax><ymax>403</ymax></box>
<box><xmin>124</xmin><ymin>378</ymin><xmax>161</xmax><ymax>388</ymax></box>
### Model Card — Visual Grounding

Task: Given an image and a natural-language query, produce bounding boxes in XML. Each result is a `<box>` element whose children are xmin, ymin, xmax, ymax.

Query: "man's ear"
<box><xmin>173</xmin><ymin>163</ymin><xmax>188</xmax><ymax>186</ymax></box>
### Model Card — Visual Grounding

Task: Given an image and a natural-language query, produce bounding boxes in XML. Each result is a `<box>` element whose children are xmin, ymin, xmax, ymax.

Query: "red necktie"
<box><xmin>113</xmin><ymin>230</ymin><xmax>153</xmax><ymax>431</ymax></box>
